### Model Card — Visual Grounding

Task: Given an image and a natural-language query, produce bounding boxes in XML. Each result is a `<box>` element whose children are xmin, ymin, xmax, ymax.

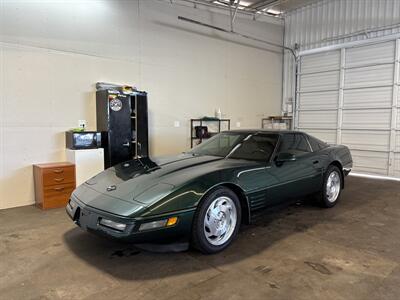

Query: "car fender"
<box><xmin>139</xmin><ymin>170</ymin><xmax>251</xmax><ymax>223</ymax></box>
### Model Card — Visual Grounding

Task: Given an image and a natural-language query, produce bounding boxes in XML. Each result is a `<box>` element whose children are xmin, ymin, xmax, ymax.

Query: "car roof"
<box><xmin>222</xmin><ymin>129</ymin><xmax>305</xmax><ymax>135</ymax></box>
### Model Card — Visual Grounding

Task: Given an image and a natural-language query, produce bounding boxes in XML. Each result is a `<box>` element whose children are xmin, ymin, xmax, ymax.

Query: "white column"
<box><xmin>388</xmin><ymin>39</ymin><xmax>400</xmax><ymax>176</ymax></box>
<box><xmin>294</xmin><ymin>58</ymin><xmax>301</xmax><ymax>130</ymax></box>
<box><xmin>336</xmin><ymin>48</ymin><xmax>345</xmax><ymax>145</ymax></box>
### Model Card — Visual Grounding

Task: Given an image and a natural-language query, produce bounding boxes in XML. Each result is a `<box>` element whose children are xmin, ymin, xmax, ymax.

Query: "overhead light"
<box><xmin>213</xmin><ymin>0</ymin><xmax>250</xmax><ymax>8</ymax></box>
<box><xmin>239</xmin><ymin>1</ymin><xmax>252</xmax><ymax>7</ymax></box>
<box><xmin>266</xmin><ymin>8</ymin><xmax>281</xmax><ymax>15</ymax></box>
<box><xmin>213</xmin><ymin>1</ymin><xmax>229</xmax><ymax>6</ymax></box>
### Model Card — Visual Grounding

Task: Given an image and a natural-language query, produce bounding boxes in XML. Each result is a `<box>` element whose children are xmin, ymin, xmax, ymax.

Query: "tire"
<box><xmin>318</xmin><ymin>165</ymin><xmax>343</xmax><ymax>208</ymax></box>
<box><xmin>191</xmin><ymin>187</ymin><xmax>241</xmax><ymax>254</ymax></box>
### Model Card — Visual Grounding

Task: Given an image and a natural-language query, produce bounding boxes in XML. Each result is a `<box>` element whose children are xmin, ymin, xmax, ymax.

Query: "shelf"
<box><xmin>191</xmin><ymin>119</ymin><xmax>230</xmax><ymax>122</ymax></box>
<box><xmin>191</xmin><ymin>133</ymin><xmax>219</xmax><ymax>139</ymax></box>
<box><xmin>190</xmin><ymin>118</ymin><xmax>230</xmax><ymax>148</ymax></box>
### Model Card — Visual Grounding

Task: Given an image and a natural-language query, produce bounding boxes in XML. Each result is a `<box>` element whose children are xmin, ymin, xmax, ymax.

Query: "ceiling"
<box><xmin>200</xmin><ymin>0</ymin><xmax>319</xmax><ymax>16</ymax></box>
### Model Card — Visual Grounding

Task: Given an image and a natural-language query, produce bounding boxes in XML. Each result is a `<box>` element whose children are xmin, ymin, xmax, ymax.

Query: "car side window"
<box><xmin>278</xmin><ymin>133</ymin><xmax>311</xmax><ymax>156</ymax></box>
<box><xmin>229</xmin><ymin>134</ymin><xmax>278</xmax><ymax>162</ymax></box>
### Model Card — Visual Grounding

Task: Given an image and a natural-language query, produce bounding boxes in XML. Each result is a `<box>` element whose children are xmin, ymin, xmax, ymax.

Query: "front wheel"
<box><xmin>191</xmin><ymin>187</ymin><xmax>241</xmax><ymax>254</ymax></box>
<box><xmin>318</xmin><ymin>165</ymin><xmax>342</xmax><ymax>208</ymax></box>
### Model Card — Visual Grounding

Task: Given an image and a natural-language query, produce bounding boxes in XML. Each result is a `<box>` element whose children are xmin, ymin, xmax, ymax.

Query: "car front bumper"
<box><xmin>66</xmin><ymin>195</ymin><xmax>196</xmax><ymax>243</ymax></box>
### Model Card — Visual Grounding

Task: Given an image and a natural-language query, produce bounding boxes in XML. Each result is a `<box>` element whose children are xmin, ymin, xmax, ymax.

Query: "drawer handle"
<box><xmin>54</xmin><ymin>178</ymin><xmax>64</xmax><ymax>182</ymax></box>
<box><xmin>53</xmin><ymin>169</ymin><xmax>64</xmax><ymax>174</ymax></box>
<box><xmin>54</xmin><ymin>187</ymin><xmax>65</xmax><ymax>192</ymax></box>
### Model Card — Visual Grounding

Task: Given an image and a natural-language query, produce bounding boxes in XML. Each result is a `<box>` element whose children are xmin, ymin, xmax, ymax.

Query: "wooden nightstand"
<box><xmin>33</xmin><ymin>162</ymin><xmax>76</xmax><ymax>210</ymax></box>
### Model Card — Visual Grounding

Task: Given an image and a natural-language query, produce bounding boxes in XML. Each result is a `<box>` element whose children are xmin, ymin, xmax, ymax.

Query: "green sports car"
<box><xmin>66</xmin><ymin>130</ymin><xmax>352</xmax><ymax>254</ymax></box>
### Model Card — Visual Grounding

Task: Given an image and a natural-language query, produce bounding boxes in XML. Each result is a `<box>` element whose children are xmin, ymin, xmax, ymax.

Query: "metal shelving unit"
<box><xmin>190</xmin><ymin>118</ymin><xmax>230</xmax><ymax>148</ymax></box>
<box><xmin>261</xmin><ymin>116</ymin><xmax>293</xmax><ymax>130</ymax></box>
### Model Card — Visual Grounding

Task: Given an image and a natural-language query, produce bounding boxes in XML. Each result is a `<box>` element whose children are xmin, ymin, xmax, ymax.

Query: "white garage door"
<box><xmin>295</xmin><ymin>39</ymin><xmax>400</xmax><ymax>178</ymax></box>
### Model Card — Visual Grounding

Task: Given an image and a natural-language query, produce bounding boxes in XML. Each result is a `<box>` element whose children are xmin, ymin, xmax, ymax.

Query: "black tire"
<box><xmin>191</xmin><ymin>187</ymin><xmax>241</xmax><ymax>254</ymax></box>
<box><xmin>318</xmin><ymin>165</ymin><xmax>343</xmax><ymax>208</ymax></box>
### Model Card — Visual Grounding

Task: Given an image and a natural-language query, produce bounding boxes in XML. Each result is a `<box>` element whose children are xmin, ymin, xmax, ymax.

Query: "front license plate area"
<box><xmin>78</xmin><ymin>208</ymin><xmax>99</xmax><ymax>230</ymax></box>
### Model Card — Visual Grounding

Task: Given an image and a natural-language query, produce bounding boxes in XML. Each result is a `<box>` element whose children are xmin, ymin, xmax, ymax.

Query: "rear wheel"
<box><xmin>191</xmin><ymin>187</ymin><xmax>241</xmax><ymax>254</ymax></box>
<box><xmin>318</xmin><ymin>165</ymin><xmax>342</xmax><ymax>208</ymax></box>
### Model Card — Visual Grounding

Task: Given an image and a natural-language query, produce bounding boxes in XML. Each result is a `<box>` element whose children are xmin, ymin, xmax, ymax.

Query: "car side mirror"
<box><xmin>276</xmin><ymin>152</ymin><xmax>296</xmax><ymax>163</ymax></box>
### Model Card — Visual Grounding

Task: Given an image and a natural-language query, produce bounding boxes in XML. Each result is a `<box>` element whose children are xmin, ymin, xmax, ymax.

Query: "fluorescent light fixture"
<box><xmin>213</xmin><ymin>1</ymin><xmax>229</xmax><ymax>6</ymax></box>
<box><xmin>99</xmin><ymin>218</ymin><xmax>127</xmax><ymax>231</ymax></box>
<box><xmin>266</xmin><ymin>8</ymin><xmax>281</xmax><ymax>15</ymax></box>
<box><xmin>239</xmin><ymin>1</ymin><xmax>252</xmax><ymax>7</ymax></box>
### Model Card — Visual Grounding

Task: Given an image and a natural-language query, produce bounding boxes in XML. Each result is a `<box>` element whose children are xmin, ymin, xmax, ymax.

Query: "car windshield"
<box><xmin>189</xmin><ymin>132</ymin><xmax>246</xmax><ymax>157</ymax></box>
<box><xmin>189</xmin><ymin>132</ymin><xmax>279</xmax><ymax>161</ymax></box>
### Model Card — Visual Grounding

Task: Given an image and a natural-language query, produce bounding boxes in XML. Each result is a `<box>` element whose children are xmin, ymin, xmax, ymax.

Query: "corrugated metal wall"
<box><xmin>283</xmin><ymin>0</ymin><xmax>400</xmax><ymax>110</ymax></box>
<box><xmin>296</xmin><ymin>41</ymin><xmax>399</xmax><ymax>176</ymax></box>
<box><xmin>283</xmin><ymin>0</ymin><xmax>400</xmax><ymax>178</ymax></box>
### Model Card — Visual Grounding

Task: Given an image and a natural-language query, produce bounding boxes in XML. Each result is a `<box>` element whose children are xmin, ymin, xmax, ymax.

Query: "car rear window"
<box><xmin>307</xmin><ymin>135</ymin><xmax>328</xmax><ymax>151</ymax></box>
<box><xmin>278</xmin><ymin>133</ymin><xmax>311</xmax><ymax>155</ymax></box>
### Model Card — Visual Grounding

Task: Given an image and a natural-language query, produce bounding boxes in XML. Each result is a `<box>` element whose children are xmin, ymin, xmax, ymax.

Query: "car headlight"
<box><xmin>139</xmin><ymin>217</ymin><xmax>178</xmax><ymax>231</ymax></box>
<box><xmin>99</xmin><ymin>218</ymin><xmax>127</xmax><ymax>232</ymax></box>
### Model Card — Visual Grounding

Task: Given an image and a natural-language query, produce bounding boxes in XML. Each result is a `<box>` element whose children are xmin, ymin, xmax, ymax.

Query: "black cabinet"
<box><xmin>96</xmin><ymin>89</ymin><xmax>149</xmax><ymax>169</ymax></box>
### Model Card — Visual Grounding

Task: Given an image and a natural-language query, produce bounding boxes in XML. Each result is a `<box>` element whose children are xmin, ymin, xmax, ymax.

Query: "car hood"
<box><xmin>77</xmin><ymin>154</ymin><xmax>223</xmax><ymax>208</ymax></box>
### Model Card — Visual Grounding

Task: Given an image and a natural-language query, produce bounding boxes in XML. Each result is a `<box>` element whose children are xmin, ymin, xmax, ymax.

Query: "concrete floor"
<box><xmin>1</xmin><ymin>176</ymin><xmax>400</xmax><ymax>300</ymax></box>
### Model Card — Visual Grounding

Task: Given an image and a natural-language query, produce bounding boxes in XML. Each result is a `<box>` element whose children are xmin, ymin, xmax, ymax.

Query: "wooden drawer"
<box><xmin>41</xmin><ymin>183</ymin><xmax>75</xmax><ymax>209</ymax></box>
<box><xmin>43</xmin><ymin>182</ymin><xmax>75</xmax><ymax>197</ymax></box>
<box><xmin>42</xmin><ymin>166</ymin><xmax>75</xmax><ymax>186</ymax></box>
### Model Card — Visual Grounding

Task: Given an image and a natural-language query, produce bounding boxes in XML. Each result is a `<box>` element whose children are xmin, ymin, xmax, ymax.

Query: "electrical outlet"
<box><xmin>78</xmin><ymin>120</ymin><xmax>87</xmax><ymax>129</ymax></box>
<box><xmin>174</xmin><ymin>121</ymin><xmax>180</xmax><ymax>128</ymax></box>
<box><xmin>236</xmin><ymin>122</ymin><xmax>241</xmax><ymax>128</ymax></box>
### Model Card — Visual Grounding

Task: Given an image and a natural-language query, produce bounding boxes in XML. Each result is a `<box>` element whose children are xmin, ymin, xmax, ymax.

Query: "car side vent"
<box><xmin>249</xmin><ymin>191</ymin><xmax>267</xmax><ymax>211</ymax></box>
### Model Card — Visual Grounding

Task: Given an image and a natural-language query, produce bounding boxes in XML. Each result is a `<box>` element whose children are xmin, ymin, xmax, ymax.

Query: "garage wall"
<box><xmin>0</xmin><ymin>0</ymin><xmax>283</xmax><ymax>209</ymax></box>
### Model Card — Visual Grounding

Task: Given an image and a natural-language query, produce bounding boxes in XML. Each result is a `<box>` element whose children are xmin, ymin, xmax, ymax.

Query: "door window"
<box><xmin>229</xmin><ymin>134</ymin><xmax>278</xmax><ymax>162</ymax></box>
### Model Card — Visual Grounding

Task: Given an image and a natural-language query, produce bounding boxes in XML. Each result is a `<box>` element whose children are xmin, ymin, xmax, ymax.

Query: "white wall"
<box><xmin>0</xmin><ymin>0</ymin><xmax>283</xmax><ymax>209</ymax></box>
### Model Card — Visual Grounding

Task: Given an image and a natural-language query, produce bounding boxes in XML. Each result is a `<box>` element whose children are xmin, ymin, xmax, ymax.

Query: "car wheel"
<box><xmin>191</xmin><ymin>187</ymin><xmax>241</xmax><ymax>254</ymax></box>
<box><xmin>319</xmin><ymin>165</ymin><xmax>342</xmax><ymax>208</ymax></box>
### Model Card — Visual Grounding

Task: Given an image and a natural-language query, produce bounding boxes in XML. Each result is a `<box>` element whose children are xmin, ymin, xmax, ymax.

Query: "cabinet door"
<box><xmin>109</xmin><ymin>93</ymin><xmax>132</xmax><ymax>166</ymax></box>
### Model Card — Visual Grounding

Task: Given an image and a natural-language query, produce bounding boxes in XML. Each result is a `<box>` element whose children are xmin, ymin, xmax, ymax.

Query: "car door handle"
<box><xmin>313</xmin><ymin>160</ymin><xmax>319</xmax><ymax>164</ymax></box>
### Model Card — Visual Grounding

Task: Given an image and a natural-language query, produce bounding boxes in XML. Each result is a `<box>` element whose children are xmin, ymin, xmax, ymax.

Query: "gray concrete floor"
<box><xmin>1</xmin><ymin>176</ymin><xmax>400</xmax><ymax>300</ymax></box>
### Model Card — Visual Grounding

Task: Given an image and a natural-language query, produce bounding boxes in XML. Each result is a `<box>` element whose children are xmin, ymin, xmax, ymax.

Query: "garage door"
<box><xmin>295</xmin><ymin>39</ymin><xmax>400</xmax><ymax>178</ymax></box>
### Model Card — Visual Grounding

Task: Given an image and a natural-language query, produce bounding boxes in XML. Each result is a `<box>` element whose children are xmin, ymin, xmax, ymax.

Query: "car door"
<box><xmin>233</xmin><ymin>134</ymin><xmax>281</xmax><ymax>211</ymax></box>
<box><xmin>266</xmin><ymin>133</ymin><xmax>322</xmax><ymax>205</ymax></box>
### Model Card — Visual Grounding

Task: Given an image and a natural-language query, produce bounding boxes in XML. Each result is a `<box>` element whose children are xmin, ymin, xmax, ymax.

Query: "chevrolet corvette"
<box><xmin>66</xmin><ymin>130</ymin><xmax>352</xmax><ymax>253</ymax></box>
